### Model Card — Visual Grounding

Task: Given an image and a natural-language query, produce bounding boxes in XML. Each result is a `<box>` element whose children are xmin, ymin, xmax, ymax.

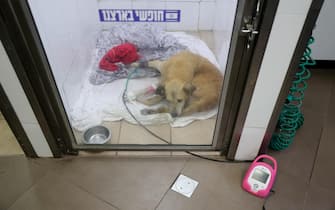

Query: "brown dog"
<box><xmin>136</xmin><ymin>51</ymin><xmax>223</xmax><ymax>117</ymax></box>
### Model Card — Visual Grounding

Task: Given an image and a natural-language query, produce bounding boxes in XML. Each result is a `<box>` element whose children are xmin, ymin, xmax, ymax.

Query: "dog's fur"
<box><xmin>136</xmin><ymin>51</ymin><xmax>223</xmax><ymax>117</ymax></box>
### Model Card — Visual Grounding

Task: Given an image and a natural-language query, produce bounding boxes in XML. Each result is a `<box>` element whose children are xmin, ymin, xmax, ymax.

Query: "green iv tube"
<box><xmin>269</xmin><ymin>37</ymin><xmax>316</xmax><ymax>151</ymax></box>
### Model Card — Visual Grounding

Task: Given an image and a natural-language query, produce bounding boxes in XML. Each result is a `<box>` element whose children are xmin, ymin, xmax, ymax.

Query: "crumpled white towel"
<box><xmin>69</xmin><ymin>32</ymin><xmax>223</xmax><ymax>131</ymax></box>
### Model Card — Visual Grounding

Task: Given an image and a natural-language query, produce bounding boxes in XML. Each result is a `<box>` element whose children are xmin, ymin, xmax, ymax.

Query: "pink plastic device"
<box><xmin>242</xmin><ymin>154</ymin><xmax>277</xmax><ymax>198</ymax></box>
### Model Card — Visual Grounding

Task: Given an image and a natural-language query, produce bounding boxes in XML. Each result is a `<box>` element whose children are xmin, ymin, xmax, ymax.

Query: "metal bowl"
<box><xmin>83</xmin><ymin>125</ymin><xmax>111</xmax><ymax>144</ymax></box>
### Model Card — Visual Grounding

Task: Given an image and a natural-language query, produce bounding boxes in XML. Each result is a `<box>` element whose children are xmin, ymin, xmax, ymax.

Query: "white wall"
<box><xmin>235</xmin><ymin>0</ymin><xmax>313</xmax><ymax>160</ymax></box>
<box><xmin>28</xmin><ymin>0</ymin><xmax>98</xmax><ymax>114</ymax></box>
<box><xmin>98</xmin><ymin>0</ymin><xmax>221</xmax><ymax>31</ymax></box>
<box><xmin>213</xmin><ymin>0</ymin><xmax>238</xmax><ymax>68</ymax></box>
<box><xmin>0</xmin><ymin>42</ymin><xmax>53</xmax><ymax>157</ymax></box>
<box><xmin>311</xmin><ymin>0</ymin><xmax>335</xmax><ymax>60</ymax></box>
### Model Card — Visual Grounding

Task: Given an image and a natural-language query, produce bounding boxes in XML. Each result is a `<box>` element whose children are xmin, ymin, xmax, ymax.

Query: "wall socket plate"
<box><xmin>171</xmin><ymin>174</ymin><xmax>199</xmax><ymax>198</ymax></box>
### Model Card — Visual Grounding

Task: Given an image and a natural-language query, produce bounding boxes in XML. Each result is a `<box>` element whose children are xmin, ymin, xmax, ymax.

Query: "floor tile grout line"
<box><xmin>6</xmin><ymin>162</ymin><xmax>50</xmax><ymax>210</ymax></box>
<box><xmin>28</xmin><ymin>160</ymin><xmax>120</xmax><ymax>209</ymax></box>
<box><xmin>154</xmin><ymin>180</ymin><xmax>175</xmax><ymax>210</ymax></box>
<box><xmin>308</xmin><ymin>74</ymin><xmax>335</xmax><ymax>183</ymax></box>
<box><xmin>302</xmin><ymin>188</ymin><xmax>310</xmax><ymax>210</ymax></box>
<box><xmin>303</xmin><ymin>70</ymin><xmax>335</xmax><ymax>185</ymax></box>
<box><xmin>308</xmin><ymin>127</ymin><xmax>323</xmax><ymax>184</ymax></box>
<box><xmin>154</xmin><ymin>157</ymin><xmax>191</xmax><ymax>209</ymax></box>
<box><xmin>66</xmin><ymin>179</ymin><xmax>121</xmax><ymax>210</ymax></box>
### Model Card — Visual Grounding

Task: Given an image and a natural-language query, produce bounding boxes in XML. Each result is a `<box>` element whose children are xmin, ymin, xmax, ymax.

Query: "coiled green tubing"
<box><xmin>269</xmin><ymin>37</ymin><xmax>316</xmax><ymax>151</ymax></box>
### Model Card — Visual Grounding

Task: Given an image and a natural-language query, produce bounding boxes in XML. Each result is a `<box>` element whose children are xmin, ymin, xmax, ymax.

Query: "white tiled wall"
<box><xmin>97</xmin><ymin>0</ymin><xmax>234</xmax><ymax>31</ymax></box>
<box><xmin>312</xmin><ymin>0</ymin><xmax>335</xmax><ymax>60</ymax></box>
<box><xmin>213</xmin><ymin>0</ymin><xmax>238</xmax><ymax>69</ymax></box>
<box><xmin>166</xmin><ymin>2</ymin><xmax>199</xmax><ymax>30</ymax></box>
<box><xmin>235</xmin><ymin>0</ymin><xmax>313</xmax><ymax>160</ymax></box>
<box><xmin>28</xmin><ymin>0</ymin><xmax>98</xmax><ymax>113</ymax></box>
<box><xmin>0</xmin><ymin>43</ymin><xmax>53</xmax><ymax>157</ymax></box>
<box><xmin>199</xmin><ymin>1</ymin><xmax>215</xmax><ymax>30</ymax></box>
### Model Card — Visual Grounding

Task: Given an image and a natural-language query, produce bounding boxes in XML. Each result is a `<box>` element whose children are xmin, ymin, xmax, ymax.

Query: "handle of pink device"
<box><xmin>253</xmin><ymin>154</ymin><xmax>277</xmax><ymax>172</ymax></box>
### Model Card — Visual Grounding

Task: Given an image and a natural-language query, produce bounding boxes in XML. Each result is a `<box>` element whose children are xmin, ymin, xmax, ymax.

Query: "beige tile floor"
<box><xmin>0</xmin><ymin>112</ymin><xmax>24</xmax><ymax>156</ymax></box>
<box><xmin>73</xmin><ymin>31</ymin><xmax>219</xmax><ymax>148</ymax></box>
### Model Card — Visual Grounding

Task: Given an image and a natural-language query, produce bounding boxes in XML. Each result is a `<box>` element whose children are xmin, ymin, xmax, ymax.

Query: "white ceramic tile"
<box><xmin>185</xmin><ymin>31</ymin><xmax>200</xmax><ymax>38</ymax></box>
<box><xmin>235</xmin><ymin>127</ymin><xmax>266</xmax><ymax>160</ymax></box>
<box><xmin>28</xmin><ymin>0</ymin><xmax>82</xmax><ymax>113</ymax></box>
<box><xmin>76</xmin><ymin>0</ymin><xmax>100</xmax><ymax>27</ymax></box>
<box><xmin>276</xmin><ymin>0</ymin><xmax>312</xmax><ymax>15</ymax></box>
<box><xmin>28</xmin><ymin>0</ymin><xmax>77</xmax><ymax>85</ymax></box>
<box><xmin>311</xmin><ymin>0</ymin><xmax>335</xmax><ymax>60</ymax></box>
<box><xmin>165</xmin><ymin>0</ymin><xmax>201</xmax><ymax>1</ymax></box>
<box><xmin>0</xmin><ymin>43</ymin><xmax>37</xmax><ymax>124</ymax></box>
<box><xmin>166</xmin><ymin>2</ymin><xmax>199</xmax><ymax>31</ymax></box>
<box><xmin>22</xmin><ymin>123</ymin><xmax>53</xmax><ymax>157</ymax></box>
<box><xmin>98</xmin><ymin>0</ymin><xmax>132</xmax><ymax>9</ymax></box>
<box><xmin>213</xmin><ymin>0</ymin><xmax>237</xmax><ymax>31</ymax></box>
<box><xmin>199</xmin><ymin>2</ymin><xmax>215</xmax><ymax>30</ymax></box>
<box><xmin>213</xmin><ymin>30</ymin><xmax>231</xmax><ymax>69</ymax></box>
<box><xmin>244</xmin><ymin>14</ymin><xmax>307</xmax><ymax>128</ymax></box>
<box><xmin>132</xmin><ymin>1</ymin><xmax>165</xmax><ymax>9</ymax></box>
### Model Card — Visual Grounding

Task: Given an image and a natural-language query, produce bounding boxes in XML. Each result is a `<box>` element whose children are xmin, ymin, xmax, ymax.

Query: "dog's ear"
<box><xmin>183</xmin><ymin>83</ymin><xmax>196</xmax><ymax>95</ymax></box>
<box><xmin>155</xmin><ymin>85</ymin><xmax>165</xmax><ymax>97</ymax></box>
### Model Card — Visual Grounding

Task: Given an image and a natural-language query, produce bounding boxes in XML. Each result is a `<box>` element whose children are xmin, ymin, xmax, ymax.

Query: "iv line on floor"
<box><xmin>122</xmin><ymin>69</ymin><xmax>251</xmax><ymax>163</ymax></box>
<box><xmin>122</xmin><ymin>69</ymin><xmax>274</xmax><ymax>210</ymax></box>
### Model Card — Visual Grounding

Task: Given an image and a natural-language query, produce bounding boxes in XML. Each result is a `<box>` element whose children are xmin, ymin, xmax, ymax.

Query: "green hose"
<box><xmin>269</xmin><ymin>37</ymin><xmax>316</xmax><ymax>151</ymax></box>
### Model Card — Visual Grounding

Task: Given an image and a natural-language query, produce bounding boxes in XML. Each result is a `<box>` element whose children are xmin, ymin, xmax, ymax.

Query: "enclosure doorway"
<box><xmin>0</xmin><ymin>0</ymin><xmax>278</xmax><ymax>156</ymax></box>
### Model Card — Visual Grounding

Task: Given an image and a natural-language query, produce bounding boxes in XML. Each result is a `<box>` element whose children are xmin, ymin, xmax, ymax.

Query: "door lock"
<box><xmin>241</xmin><ymin>0</ymin><xmax>263</xmax><ymax>48</ymax></box>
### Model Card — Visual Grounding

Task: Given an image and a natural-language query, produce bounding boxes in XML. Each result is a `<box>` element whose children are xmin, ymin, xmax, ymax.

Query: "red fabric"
<box><xmin>99</xmin><ymin>43</ymin><xmax>140</xmax><ymax>72</ymax></box>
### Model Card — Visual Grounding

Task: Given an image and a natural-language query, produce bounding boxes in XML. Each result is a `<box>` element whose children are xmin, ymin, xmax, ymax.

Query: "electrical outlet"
<box><xmin>171</xmin><ymin>174</ymin><xmax>199</xmax><ymax>198</ymax></box>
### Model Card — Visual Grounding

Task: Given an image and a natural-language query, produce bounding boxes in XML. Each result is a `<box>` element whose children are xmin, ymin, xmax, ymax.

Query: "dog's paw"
<box><xmin>141</xmin><ymin>108</ymin><xmax>156</xmax><ymax>115</ymax></box>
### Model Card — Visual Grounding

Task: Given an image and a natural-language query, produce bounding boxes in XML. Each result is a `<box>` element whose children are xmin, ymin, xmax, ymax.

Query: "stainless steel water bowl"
<box><xmin>83</xmin><ymin>126</ymin><xmax>111</xmax><ymax>144</ymax></box>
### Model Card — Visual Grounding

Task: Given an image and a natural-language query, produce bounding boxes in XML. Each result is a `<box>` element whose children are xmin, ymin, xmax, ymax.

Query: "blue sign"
<box><xmin>99</xmin><ymin>9</ymin><xmax>181</xmax><ymax>22</ymax></box>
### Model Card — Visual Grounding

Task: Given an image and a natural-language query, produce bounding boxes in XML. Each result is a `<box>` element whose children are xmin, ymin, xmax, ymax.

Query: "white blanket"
<box><xmin>69</xmin><ymin>32</ymin><xmax>223</xmax><ymax>131</ymax></box>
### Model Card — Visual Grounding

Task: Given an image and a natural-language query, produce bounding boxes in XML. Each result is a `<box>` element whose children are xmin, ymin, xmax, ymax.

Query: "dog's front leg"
<box><xmin>136</xmin><ymin>94</ymin><xmax>164</xmax><ymax>106</ymax></box>
<box><xmin>141</xmin><ymin>106</ymin><xmax>169</xmax><ymax>115</ymax></box>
